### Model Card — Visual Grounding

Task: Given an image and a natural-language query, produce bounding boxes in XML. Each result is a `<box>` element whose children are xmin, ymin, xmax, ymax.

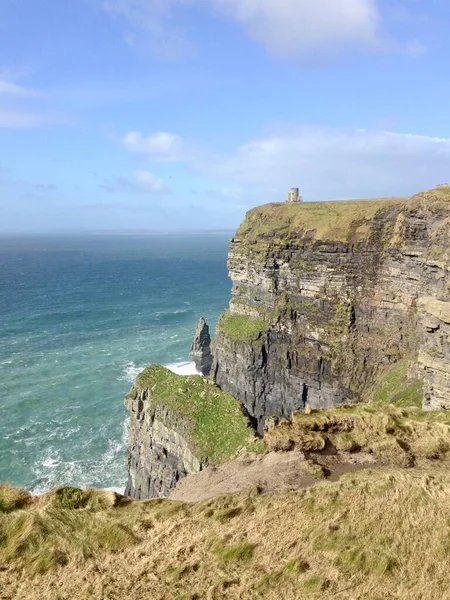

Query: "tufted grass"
<box><xmin>4</xmin><ymin>467</ymin><xmax>450</xmax><ymax>598</ymax></box>
<box><xmin>264</xmin><ymin>402</ymin><xmax>450</xmax><ymax>468</ymax></box>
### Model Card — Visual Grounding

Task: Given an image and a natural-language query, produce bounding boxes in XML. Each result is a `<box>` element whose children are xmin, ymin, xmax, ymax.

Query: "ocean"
<box><xmin>0</xmin><ymin>233</ymin><xmax>232</xmax><ymax>494</ymax></box>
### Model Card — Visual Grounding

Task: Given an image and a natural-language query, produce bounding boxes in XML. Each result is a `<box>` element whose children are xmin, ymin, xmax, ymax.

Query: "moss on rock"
<box><xmin>216</xmin><ymin>310</ymin><xmax>266</xmax><ymax>342</ymax></box>
<box><xmin>373</xmin><ymin>360</ymin><xmax>423</xmax><ymax>408</ymax></box>
<box><xmin>128</xmin><ymin>365</ymin><xmax>257</xmax><ymax>465</ymax></box>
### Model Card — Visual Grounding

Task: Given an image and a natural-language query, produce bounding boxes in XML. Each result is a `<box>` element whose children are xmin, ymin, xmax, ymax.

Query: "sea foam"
<box><xmin>121</xmin><ymin>360</ymin><xmax>201</xmax><ymax>384</ymax></box>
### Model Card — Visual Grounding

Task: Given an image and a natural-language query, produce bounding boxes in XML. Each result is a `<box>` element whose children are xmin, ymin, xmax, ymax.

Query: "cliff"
<box><xmin>212</xmin><ymin>186</ymin><xmax>450</xmax><ymax>430</ymax></box>
<box><xmin>125</xmin><ymin>364</ymin><xmax>257</xmax><ymax>499</ymax></box>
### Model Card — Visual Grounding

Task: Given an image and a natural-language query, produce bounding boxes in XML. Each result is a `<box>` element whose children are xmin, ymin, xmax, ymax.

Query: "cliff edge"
<box><xmin>125</xmin><ymin>364</ymin><xmax>257</xmax><ymax>498</ymax></box>
<box><xmin>212</xmin><ymin>186</ymin><xmax>450</xmax><ymax>430</ymax></box>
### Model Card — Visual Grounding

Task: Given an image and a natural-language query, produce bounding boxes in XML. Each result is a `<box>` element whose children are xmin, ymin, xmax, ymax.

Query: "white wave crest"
<box><xmin>119</xmin><ymin>361</ymin><xmax>146</xmax><ymax>383</ymax></box>
<box><xmin>121</xmin><ymin>360</ymin><xmax>201</xmax><ymax>383</ymax></box>
<box><xmin>30</xmin><ymin>419</ymin><xmax>129</xmax><ymax>495</ymax></box>
<box><xmin>166</xmin><ymin>361</ymin><xmax>201</xmax><ymax>376</ymax></box>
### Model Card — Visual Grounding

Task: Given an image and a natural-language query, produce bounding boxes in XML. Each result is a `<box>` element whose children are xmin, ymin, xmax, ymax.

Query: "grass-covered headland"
<box><xmin>127</xmin><ymin>364</ymin><xmax>260</xmax><ymax>465</ymax></box>
<box><xmin>235</xmin><ymin>196</ymin><xmax>406</xmax><ymax>245</ymax></box>
<box><xmin>3</xmin><ymin>402</ymin><xmax>450</xmax><ymax>599</ymax></box>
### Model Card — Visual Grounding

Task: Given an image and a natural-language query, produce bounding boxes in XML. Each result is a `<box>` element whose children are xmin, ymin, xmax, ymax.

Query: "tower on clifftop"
<box><xmin>286</xmin><ymin>188</ymin><xmax>303</xmax><ymax>203</ymax></box>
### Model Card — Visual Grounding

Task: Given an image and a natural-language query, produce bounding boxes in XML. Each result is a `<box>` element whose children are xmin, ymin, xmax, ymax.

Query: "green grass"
<box><xmin>236</xmin><ymin>197</ymin><xmax>406</xmax><ymax>246</ymax></box>
<box><xmin>303</xmin><ymin>576</ymin><xmax>328</xmax><ymax>592</ymax></box>
<box><xmin>127</xmin><ymin>365</ymin><xmax>258</xmax><ymax>465</ymax></box>
<box><xmin>216</xmin><ymin>310</ymin><xmax>266</xmax><ymax>342</ymax></box>
<box><xmin>54</xmin><ymin>487</ymin><xmax>90</xmax><ymax>510</ymax></box>
<box><xmin>214</xmin><ymin>542</ymin><xmax>254</xmax><ymax>564</ymax></box>
<box><xmin>373</xmin><ymin>361</ymin><xmax>423</xmax><ymax>408</ymax></box>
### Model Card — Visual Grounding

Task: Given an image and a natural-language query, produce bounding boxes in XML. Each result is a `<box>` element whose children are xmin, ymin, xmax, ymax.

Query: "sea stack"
<box><xmin>190</xmin><ymin>317</ymin><xmax>213</xmax><ymax>376</ymax></box>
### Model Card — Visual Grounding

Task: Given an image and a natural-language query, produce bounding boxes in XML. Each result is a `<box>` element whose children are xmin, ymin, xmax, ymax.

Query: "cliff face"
<box><xmin>125</xmin><ymin>399</ymin><xmax>202</xmax><ymax>499</ymax></box>
<box><xmin>125</xmin><ymin>365</ymin><xmax>256</xmax><ymax>499</ymax></box>
<box><xmin>212</xmin><ymin>187</ymin><xmax>450</xmax><ymax>430</ymax></box>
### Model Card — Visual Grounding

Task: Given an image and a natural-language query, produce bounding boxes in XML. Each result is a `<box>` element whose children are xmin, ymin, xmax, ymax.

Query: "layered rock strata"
<box><xmin>190</xmin><ymin>317</ymin><xmax>213</xmax><ymax>376</ymax></box>
<box><xmin>125</xmin><ymin>365</ymin><xmax>256</xmax><ymax>499</ymax></box>
<box><xmin>212</xmin><ymin>186</ymin><xmax>450</xmax><ymax>430</ymax></box>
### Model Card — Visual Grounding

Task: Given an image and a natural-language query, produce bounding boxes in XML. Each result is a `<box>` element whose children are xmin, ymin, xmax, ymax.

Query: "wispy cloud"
<box><xmin>103</xmin><ymin>0</ymin><xmax>194</xmax><ymax>58</ymax></box>
<box><xmin>103</xmin><ymin>0</ymin><xmax>422</xmax><ymax>60</ymax></box>
<box><xmin>122</xmin><ymin>126</ymin><xmax>450</xmax><ymax>201</ymax></box>
<box><xmin>0</xmin><ymin>74</ymin><xmax>68</xmax><ymax>128</ymax></box>
<box><xmin>0</xmin><ymin>108</ymin><xmax>72</xmax><ymax>129</ymax></box>
<box><xmin>0</xmin><ymin>79</ymin><xmax>41</xmax><ymax>98</ymax></box>
<box><xmin>405</xmin><ymin>40</ymin><xmax>426</xmax><ymax>56</ymax></box>
<box><xmin>0</xmin><ymin>109</ymin><xmax>46</xmax><ymax>128</ymax></box>
<box><xmin>101</xmin><ymin>170</ymin><xmax>171</xmax><ymax>195</ymax></box>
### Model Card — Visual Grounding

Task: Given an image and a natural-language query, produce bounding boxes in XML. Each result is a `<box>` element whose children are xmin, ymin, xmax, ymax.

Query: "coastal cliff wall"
<box><xmin>212</xmin><ymin>186</ymin><xmax>450</xmax><ymax>430</ymax></box>
<box><xmin>125</xmin><ymin>365</ymin><xmax>256</xmax><ymax>499</ymax></box>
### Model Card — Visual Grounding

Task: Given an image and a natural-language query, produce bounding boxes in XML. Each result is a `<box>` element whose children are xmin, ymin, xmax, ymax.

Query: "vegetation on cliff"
<box><xmin>216</xmin><ymin>310</ymin><xmax>266</xmax><ymax>342</ymax></box>
<box><xmin>235</xmin><ymin>196</ymin><xmax>405</xmax><ymax>245</ymax></box>
<box><xmin>265</xmin><ymin>403</ymin><xmax>450</xmax><ymax>465</ymax></box>
<box><xmin>4</xmin><ymin>459</ymin><xmax>450</xmax><ymax>598</ymax></box>
<box><xmin>127</xmin><ymin>365</ymin><xmax>258</xmax><ymax>465</ymax></box>
<box><xmin>372</xmin><ymin>360</ymin><xmax>423</xmax><ymax>408</ymax></box>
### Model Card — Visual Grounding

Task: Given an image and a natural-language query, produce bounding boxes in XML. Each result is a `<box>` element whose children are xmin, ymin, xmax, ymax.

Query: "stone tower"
<box><xmin>286</xmin><ymin>188</ymin><xmax>303</xmax><ymax>203</ymax></box>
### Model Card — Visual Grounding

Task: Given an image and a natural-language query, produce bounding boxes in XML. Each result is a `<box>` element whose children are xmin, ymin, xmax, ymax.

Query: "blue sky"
<box><xmin>1</xmin><ymin>0</ymin><xmax>450</xmax><ymax>232</ymax></box>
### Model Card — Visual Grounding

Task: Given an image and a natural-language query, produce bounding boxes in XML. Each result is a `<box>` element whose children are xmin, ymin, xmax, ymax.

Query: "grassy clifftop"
<box><xmin>235</xmin><ymin>185</ymin><xmax>450</xmax><ymax>247</ymax></box>
<box><xmin>127</xmin><ymin>365</ymin><xmax>258</xmax><ymax>465</ymax></box>
<box><xmin>236</xmin><ymin>196</ymin><xmax>405</xmax><ymax>244</ymax></box>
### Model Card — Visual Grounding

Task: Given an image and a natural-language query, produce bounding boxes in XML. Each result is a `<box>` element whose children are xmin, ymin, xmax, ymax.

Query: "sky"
<box><xmin>1</xmin><ymin>0</ymin><xmax>450</xmax><ymax>232</ymax></box>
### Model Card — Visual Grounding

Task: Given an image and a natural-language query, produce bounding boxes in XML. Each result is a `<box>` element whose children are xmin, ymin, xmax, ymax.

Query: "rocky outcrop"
<box><xmin>125</xmin><ymin>365</ymin><xmax>256</xmax><ymax>499</ymax></box>
<box><xmin>190</xmin><ymin>317</ymin><xmax>213</xmax><ymax>376</ymax></box>
<box><xmin>125</xmin><ymin>399</ymin><xmax>202</xmax><ymax>499</ymax></box>
<box><xmin>212</xmin><ymin>186</ymin><xmax>450</xmax><ymax>430</ymax></box>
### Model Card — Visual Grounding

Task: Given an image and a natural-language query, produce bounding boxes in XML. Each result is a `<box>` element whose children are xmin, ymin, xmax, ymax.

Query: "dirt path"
<box><xmin>170</xmin><ymin>449</ymin><xmax>377</xmax><ymax>502</ymax></box>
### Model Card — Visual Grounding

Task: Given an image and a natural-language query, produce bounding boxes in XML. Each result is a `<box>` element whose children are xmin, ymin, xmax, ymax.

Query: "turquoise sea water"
<box><xmin>0</xmin><ymin>233</ymin><xmax>232</xmax><ymax>493</ymax></box>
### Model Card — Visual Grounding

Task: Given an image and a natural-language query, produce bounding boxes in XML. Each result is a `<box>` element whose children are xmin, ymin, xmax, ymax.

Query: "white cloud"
<box><xmin>124</xmin><ymin>131</ymin><xmax>187</xmax><ymax>161</ymax></box>
<box><xmin>122</xmin><ymin>126</ymin><xmax>450</xmax><ymax>201</ymax></box>
<box><xmin>101</xmin><ymin>170</ymin><xmax>171</xmax><ymax>194</ymax></box>
<box><xmin>210</xmin><ymin>128</ymin><xmax>450</xmax><ymax>199</ymax></box>
<box><xmin>0</xmin><ymin>79</ymin><xmax>41</xmax><ymax>97</ymax></box>
<box><xmin>104</xmin><ymin>0</ymin><xmax>433</xmax><ymax>61</ymax></box>
<box><xmin>103</xmin><ymin>0</ymin><xmax>386</xmax><ymax>59</ymax></box>
<box><xmin>0</xmin><ymin>109</ymin><xmax>45</xmax><ymax>128</ymax></box>
<box><xmin>212</xmin><ymin>0</ymin><xmax>381</xmax><ymax>58</ymax></box>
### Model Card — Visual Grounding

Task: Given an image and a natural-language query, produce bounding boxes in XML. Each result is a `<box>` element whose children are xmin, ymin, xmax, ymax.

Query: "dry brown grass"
<box><xmin>4</xmin><ymin>403</ymin><xmax>450</xmax><ymax>599</ymax></box>
<box><xmin>0</xmin><ymin>483</ymin><xmax>31</xmax><ymax>513</ymax></box>
<box><xmin>2</xmin><ymin>467</ymin><xmax>450</xmax><ymax>599</ymax></box>
<box><xmin>264</xmin><ymin>403</ymin><xmax>450</xmax><ymax>469</ymax></box>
